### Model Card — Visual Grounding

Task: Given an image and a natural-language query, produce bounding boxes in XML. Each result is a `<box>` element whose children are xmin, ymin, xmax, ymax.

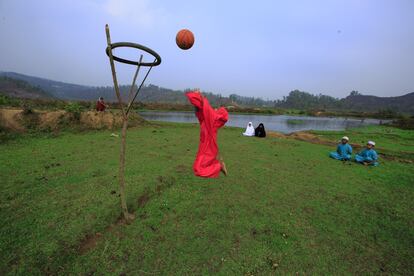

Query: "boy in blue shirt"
<box><xmin>355</xmin><ymin>141</ymin><xmax>379</xmax><ymax>166</ymax></box>
<box><xmin>329</xmin><ymin>136</ymin><xmax>352</xmax><ymax>161</ymax></box>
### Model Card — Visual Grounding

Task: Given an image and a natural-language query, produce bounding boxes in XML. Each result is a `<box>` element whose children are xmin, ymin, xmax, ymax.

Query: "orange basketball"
<box><xmin>176</xmin><ymin>29</ymin><xmax>195</xmax><ymax>50</ymax></box>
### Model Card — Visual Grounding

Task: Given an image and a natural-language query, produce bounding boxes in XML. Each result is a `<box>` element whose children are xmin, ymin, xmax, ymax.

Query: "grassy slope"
<box><xmin>310</xmin><ymin>125</ymin><xmax>414</xmax><ymax>153</ymax></box>
<box><xmin>0</xmin><ymin>123</ymin><xmax>413</xmax><ymax>275</ymax></box>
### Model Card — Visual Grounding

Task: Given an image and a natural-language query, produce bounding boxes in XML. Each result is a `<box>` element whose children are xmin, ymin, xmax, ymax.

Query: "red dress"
<box><xmin>186</xmin><ymin>91</ymin><xmax>228</xmax><ymax>178</ymax></box>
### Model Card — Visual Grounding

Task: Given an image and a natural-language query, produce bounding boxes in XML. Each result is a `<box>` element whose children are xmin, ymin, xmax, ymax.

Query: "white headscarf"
<box><xmin>243</xmin><ymin>122</ymin><xmax>255</xmax><ymax>136</ymax></box>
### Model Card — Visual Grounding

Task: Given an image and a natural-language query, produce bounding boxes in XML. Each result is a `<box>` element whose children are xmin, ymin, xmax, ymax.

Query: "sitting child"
<box><xmin>255</xmin><ymin>123</ymin><xmax>266</xmax><ymax>138</ymax></box>
<box><xmin>355</xmin><ymin>141</ymin><xmax>379</xmax><ymax>166</ymax></box>
<box><xmin>96</xmin><ymin>97</ymin><xmax>107</xmax><ymax>112</ymax></box>
<box><xmin>329</xmin><ymin>136</ymin><xmax>352</xmax><ymax>161</ymax></box>
<box><xmin>242</xmin><ymin>122</ymin><xmax>255</xmax><ymax>136</ymax></box>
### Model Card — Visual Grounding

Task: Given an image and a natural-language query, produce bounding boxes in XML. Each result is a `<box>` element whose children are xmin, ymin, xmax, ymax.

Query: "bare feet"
<box><xmin>220</xmin><ymin>159</ymin><xmax>228</xmax><ymax>176</ymax></box>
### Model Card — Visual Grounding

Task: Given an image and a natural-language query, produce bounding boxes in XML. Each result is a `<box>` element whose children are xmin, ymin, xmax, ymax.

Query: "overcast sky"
<box><xmin>0</xmin><ymin>0</ymin><xmax>413</xmax><ymax>99</ymax></box>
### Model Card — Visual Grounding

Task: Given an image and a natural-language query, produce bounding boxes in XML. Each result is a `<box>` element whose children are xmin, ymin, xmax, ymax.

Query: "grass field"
<box><xmin>311</xmin><ymin>125</ymin><xmax>414</xmax><ymax>153</ymax></box>
<box><xmin>1</xmin><ymin>123</ymin><xmax>413</xmax><ymax>275</ymax></box>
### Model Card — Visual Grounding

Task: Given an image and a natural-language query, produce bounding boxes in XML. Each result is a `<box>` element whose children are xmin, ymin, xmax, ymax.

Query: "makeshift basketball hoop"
<box><xmin>105</xmin><ymin>24</ymin><xmax>161</xmax><ymax>222</ymax></box>
<box><xmin>106</xmin><ymin>42</ymin><xmax>161</xmax><ymax>67</ymax></box>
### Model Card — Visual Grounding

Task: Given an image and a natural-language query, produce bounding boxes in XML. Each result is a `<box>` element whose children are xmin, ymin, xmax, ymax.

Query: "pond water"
<box><xmin>139</xmin><ymin>111</ymin><xmax>386</xmax><ymax>134</ymax></box>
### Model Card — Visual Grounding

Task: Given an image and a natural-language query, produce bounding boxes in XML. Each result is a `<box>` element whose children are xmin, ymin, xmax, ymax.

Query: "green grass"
<box><xmin>1</xmin><ymin>123</ymin><xmax>413</xmax><ymax>275</ymax></box>
<box><xmin>310</xmin><ymin>125</ymin><xmax>414</xmax><ymax>160</ymax></box>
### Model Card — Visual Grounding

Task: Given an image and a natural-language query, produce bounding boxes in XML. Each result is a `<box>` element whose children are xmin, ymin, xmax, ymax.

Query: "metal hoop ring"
<box><xmin>106</xmin><ymin>42</ymin><xmax>161</xmax><ymax>67</ymax></box>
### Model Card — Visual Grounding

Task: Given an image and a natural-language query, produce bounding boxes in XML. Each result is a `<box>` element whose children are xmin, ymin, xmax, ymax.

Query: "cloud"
<box><xmin>103</xmin><ymin>0</ymin><xmax>165</xmax><ymax>28</ymax></box>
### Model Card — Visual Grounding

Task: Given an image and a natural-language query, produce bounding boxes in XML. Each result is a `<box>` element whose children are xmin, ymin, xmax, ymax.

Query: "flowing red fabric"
<box><xmin>186</xmin><ymin>91</ymin><xmax>228</xmax><ymax>178</ymax></box>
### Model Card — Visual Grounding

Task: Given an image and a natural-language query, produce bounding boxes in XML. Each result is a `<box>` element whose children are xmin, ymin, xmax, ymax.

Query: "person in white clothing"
<box><xmin>242</xmin><ymin>122</ymin><xmax>255</xmax><ymax>136</ymax></box>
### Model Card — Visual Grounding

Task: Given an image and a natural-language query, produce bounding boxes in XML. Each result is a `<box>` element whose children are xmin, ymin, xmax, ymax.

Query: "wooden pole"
<box><xmin>127</xmin><ymin>55</ymin><xmax>143</xmax><ymax>106</ymax></box>
<box><xmin>119</xmin><ymin>118</ymin><xmax>132</xmax><ymax>221</ymax></box>
<box><xmin>105</xmin><ymin>25</ymin><xmax>126</xmax><ymax>119</ymax></box>
<box><xmin>105</xmin><ymin>24</ymin><xmax>133</xmax><ymax>222</ymax></box>
<box><xmin>126</xmin><ymin>59</ymin><xmax>156</xmax><ymax>115</ymax></box>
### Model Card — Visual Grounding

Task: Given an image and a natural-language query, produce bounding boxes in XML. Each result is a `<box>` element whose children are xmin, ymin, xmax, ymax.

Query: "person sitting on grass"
<box><xmin>255</xmin><ymin>123</ymin><xmax>266</xmax><ymax>138</ymax></box>
<box><xmin>355</xmin><ymin>141</ymin><xmax>379</xmax><ymax>166</ymax></box>
<box><xmin>329</xmin><ymin>136</ymin><xmax>352</xmax><ymax>161</ymax></box>
<box><xmin>96</xmin><ymin>97</ymin><xmax>107</xmax><ymax>112</ymax></box>
<box><xmin>242</xmin><ymin>122</ymin><xmax>255</xmax><ymax>136</ymax></box>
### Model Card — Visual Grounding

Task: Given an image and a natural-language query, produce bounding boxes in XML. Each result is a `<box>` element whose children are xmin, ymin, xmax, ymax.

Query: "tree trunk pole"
<box><xmin>105</xmin><ymin>24</ymin><xmax>132</xmax><ymax>222</ymax></box>
<box><xmin>119</xmin><ymin>118</ymin><xmax>130</xmax><ymax>221</ymax></box>
<box><xmin>105</xmin><ymin>24</ymin><xmax>126</xmax><ymax>118</ymax></box>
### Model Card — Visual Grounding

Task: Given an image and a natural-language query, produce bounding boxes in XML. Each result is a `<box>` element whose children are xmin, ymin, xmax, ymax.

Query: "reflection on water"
<box><xmin>138</xmin><ymin>111</ymin><xmax>385</xmax><ymax>134</ymax></box>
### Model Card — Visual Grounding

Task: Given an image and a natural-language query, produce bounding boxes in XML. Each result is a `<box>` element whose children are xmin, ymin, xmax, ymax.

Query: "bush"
<box><xmin>64</xmin><ymin>102</ymin><xmax>83</xmax><ymax>120</ymax></box>
<box><xmin>375</xmin><ymin>109</ymin><xmax>400</xmax><ymax>119</ymax></box>
<box><xmin>392</xmin><ymin>117</ymin><xmax>414</xmax><ymax>130</ymax></box>
<box><xmin>21</xmin><ymin>102</ymin><xmax>34</xmax><ymax>115</ymax></box>
<box><xmin>0</xmin><ymin>95</ymin><xmax>22</xmax><ymax>107</ymax></box>
<box><xmin>0</xmin><ymin>95</ymin><xmax>9</xmax><ymax>105</ymax></box>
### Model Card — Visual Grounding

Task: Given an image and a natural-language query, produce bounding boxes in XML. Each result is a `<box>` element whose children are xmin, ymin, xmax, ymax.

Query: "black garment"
<box><xmin>255</xmin><ymin>123</ymin><xmax>266</xmax><ymax>137</ymax></box>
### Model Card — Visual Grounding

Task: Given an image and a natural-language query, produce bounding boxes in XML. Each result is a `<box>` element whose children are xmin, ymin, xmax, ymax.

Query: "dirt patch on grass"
<box><xmin>78</xmin><ymin>232</ymin><xmax>104</xmax><ymax>255</ymax></box>
<box><xmin>379</xmin><ymin>152</ymin><xmax>414</xmax><ymax>164</ymax></box>
<box><xmin>78</xmin><ymin>215</ymin><xmax>128</xmax><ymax>255</ymax></box>
<box><xmin>0</xmin><ymin>108</ymin><xmax>146</xmax><ymax>134</ymax></box>
<box><xmin>269</xmin><ymin>131</ymin><xmax>338</xmax><ymax>147</ymax></box>
<box><xmin>267</xmin><ymin>131</ymin><xmax>287</xmax><ymax>139</ymax></box>
<box><xmin>78</xmin><ymin>175</ymin><xmax>176</xmax><ymax>255</ymax></box>
<box><xmin>137</xmin><ymin>191</ymin><xmax>151</xmax><ymax>208</ymax></box>
<box><xmin>288</xmin><ymin>131</ymin><xmax>335</xmax><ymax>146</ymax></box>
<box><xmin>175</xmin><ymin>164</ymin><xmax>189</xmax><ymax>173</ymax></box>
<box><xmin>38</xmin><ymin>110</ymin><xmax>66</xmax><ymax>129</ymax></box>
<box><xmin>80</xmin><ymin>111</ymin><xmax>122</xmax><ymax>129</ymax></box>
<box><xmin>0</xmin><ymin>109</ymin><xmax>25</xmax><ymax>132</ymax></box>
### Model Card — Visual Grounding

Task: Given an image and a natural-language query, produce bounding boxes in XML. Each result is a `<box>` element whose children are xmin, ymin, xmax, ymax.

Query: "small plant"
<box><xmin>21</xmin><ymin>102</ymin><xmax>34</xmax><ymax>115</ymax></box>
<box><xmin>21</xmin><ymin>104</ymin><xmax>39</xmax><ymax>131</ymax></box>
<box><xmin>0</xmin><ymin>95</ymin><xmax>11</xmax><ymax>106</ymax></box>
<box><xmin>64</xmin><ymin>102</ymin><xmax>83</xmax><ymax>120</ymax></box>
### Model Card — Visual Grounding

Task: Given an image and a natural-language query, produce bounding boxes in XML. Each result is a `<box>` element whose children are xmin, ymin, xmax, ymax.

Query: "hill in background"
<box><xmin>275</xmin><ymin>90</ymin><xmax>414</xmax><ymax>114</ymax></box>
<box><xmin>0</xmin><ymin>72</ymin><xmax>413</xmax><ymax>114</ymax></box>
<box><xmin>341</xmin><ymin>91</ymin><xmax>414</xmax><ymax>114</ymax></box>
<box><xmin>0</xmin><ymin>76</ymin><xmax>53</xmax><ymax>99</ymax></box>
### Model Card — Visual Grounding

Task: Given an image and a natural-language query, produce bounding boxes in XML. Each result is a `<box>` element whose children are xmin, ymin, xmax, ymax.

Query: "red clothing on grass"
<box><xmin>96</xmin><ymin>100</ymin><xmax>106</xmax><ymax>112</ymax></box>
<box><xmin>186</xmin><ymin>91</ymin><xmax>228</xmax><ymax>178</ymax></box>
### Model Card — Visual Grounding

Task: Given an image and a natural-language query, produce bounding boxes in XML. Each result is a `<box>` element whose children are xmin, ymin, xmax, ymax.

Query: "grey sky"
<box><xmin>0</xmin><ymin>0</ymin><xmax>413</xmax><ymax>99</ymax></box>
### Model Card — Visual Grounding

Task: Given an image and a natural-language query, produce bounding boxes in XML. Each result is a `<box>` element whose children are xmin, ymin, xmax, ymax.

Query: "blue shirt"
<box><xmin>358</xmin><ymin>148</ymin><xmax>378</xmax><ymax>161</ymax></box>
<box><xmin>337</xmin><ymin>143</ymin><xmax>352</xmax><ymax>157</ymax></box>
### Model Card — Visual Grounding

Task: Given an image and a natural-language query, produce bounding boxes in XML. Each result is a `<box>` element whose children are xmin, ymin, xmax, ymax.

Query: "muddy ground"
<box><xmin>0</xmin><ymin>108</ymin><xmax>145</xmax><ymax>133</ymax></box>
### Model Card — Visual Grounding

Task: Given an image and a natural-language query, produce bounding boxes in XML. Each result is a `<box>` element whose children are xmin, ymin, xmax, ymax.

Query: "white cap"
<box><xmin>367</xmin><ymin>141</ymin><xmax>376</xmax><ymax>146</ymax></box>
<box><xmin>342</xmin><ymin>136</ymin><xmax>349</xmax><ymax>141</ymax></box>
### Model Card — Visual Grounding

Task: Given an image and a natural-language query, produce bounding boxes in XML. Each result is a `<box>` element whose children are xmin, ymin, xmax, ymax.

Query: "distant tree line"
<box><xmin>1</xmin><ymin>72</ymin><xmax>413</xmax><ymax>115</ymax></box>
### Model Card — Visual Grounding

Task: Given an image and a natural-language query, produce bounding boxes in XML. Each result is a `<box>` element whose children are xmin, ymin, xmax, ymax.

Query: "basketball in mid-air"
<box><xmin>176</xmin><ymin>29</ymin><xmax>195</xmax><ymax>50</ymax></box>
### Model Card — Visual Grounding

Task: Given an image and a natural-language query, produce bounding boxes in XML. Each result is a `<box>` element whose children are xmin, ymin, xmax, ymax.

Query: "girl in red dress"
<box><xmin>186</xmin><ymin>90</ymin><xmax>228</xmax><ymax>178</ymax></box>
